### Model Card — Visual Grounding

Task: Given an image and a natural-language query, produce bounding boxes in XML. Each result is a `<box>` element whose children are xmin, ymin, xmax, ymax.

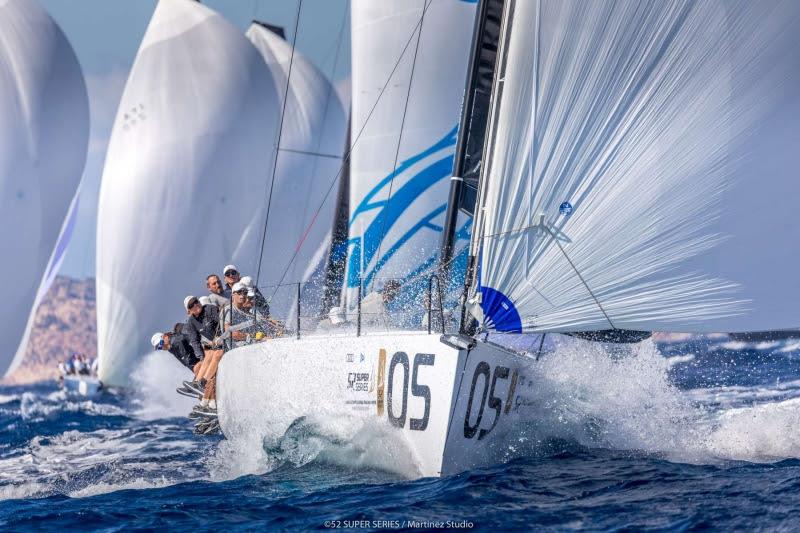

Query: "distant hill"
<box><xmin>2</xmin><ymin>276</ymin><xmax>96</xmax><ymax>385</ymax></box>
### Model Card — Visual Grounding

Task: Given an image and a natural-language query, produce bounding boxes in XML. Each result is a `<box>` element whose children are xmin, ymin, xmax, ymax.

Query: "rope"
<box><xmin>267</xmin><ymin>2</ymin><xmax>436</xmax><ymax>299</ymax></box>
<box><xmin>540</xmin><ymin>223</ymin><xmax>616</xmax><ymax>330</ymax></box>
<box><xmin>255</xmin><ymin>0</ymin><xmax>304</xmax><ymax>287</ymax></box>
<box><xmin>370</xmin><ymin>0</ymin><xmax>431</xmax><ymax>292</ymax></box>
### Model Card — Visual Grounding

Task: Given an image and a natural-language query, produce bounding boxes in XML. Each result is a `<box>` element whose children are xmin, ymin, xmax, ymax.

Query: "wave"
<box><xmin>519</xmin><ymin>338</ymin><xmax>800</xmax><ymax>465</ymax></box>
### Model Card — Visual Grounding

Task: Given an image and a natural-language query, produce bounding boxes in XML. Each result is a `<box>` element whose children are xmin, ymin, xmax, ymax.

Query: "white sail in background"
<box><xmin>96</xmin><ymin>0</ymin><xmax>279</xmax><ymax>386</ymax></box>
<box><xmin>344</xmin><ymin>0</ymin><xmax>476</xmax><ymax>309</ymax></box>
<box><xmin>0</xmin><ymin>0</ymin><xmax>89</xmax><ymax>377</ymax></box>
<box><xmin>245</xmin><ymin>22</ymin><xmax>346</xmax><ymax>319</ymax></box>
<box><xmin>476</xmin><ymin>0</ymin><xmax>800</xmax><ymax>334</ymax></box>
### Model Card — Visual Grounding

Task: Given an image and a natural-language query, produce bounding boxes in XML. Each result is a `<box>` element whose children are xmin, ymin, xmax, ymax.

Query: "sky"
<box><xmin>38</xmin><ymin>0</ymin><xmax>351</xmax><ymax>278</ymax></box>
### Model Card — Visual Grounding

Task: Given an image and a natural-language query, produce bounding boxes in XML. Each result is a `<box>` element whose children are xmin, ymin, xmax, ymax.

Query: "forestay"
<box><xmin>96</xmin><ymin>0</ymin><xmax>279</xmax><ymax>386</ymax></box>
<box><xmin>245</xmin><ymin>22</ymin><xmax>346</xmax><ymax>319</ymax></box>
<box><xmin>0</xmin><ymin>0</ymin><xmax>89</xmax><ymax>377</ymax></box>
<box><xmin>476</xmin><ymin>0</ymin><xmax>800</xmax><ymax>334</ymax></box>
<box><xmin>345</xmin><ymin>0</ymin><xmax>475</xmax><ymax>308</ymax></box>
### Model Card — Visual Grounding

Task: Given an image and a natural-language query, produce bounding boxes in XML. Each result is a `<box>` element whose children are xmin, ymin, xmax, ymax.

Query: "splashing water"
<box><xmin>2</xmin><ymin>337</ymin><xmax>800</xmax><ymax>530</ymax></box>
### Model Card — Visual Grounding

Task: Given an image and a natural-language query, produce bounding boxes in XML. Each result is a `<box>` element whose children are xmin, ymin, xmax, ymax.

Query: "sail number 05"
<box><xmin>385</xmin><ymin>351</ymin><xmax>435</xmax><ymax>431</ymax></box>
<box><xmin>463</xmin><ymin>362</ymin><xmax>518</xmax><ymax>440</ymax></box>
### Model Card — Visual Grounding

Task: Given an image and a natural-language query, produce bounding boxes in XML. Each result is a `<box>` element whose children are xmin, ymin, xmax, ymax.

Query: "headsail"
<box><xmin>96</xmin><ymin>0</ymin><xmax>279</xmax><ymax>386</ymax></box>
<box><xmin>0</xmin><ymin>0</ymin><xmax>89</xmax><ymax>377</ymax></box>
<box><xmin>344</xmin><ymin>0</ymin><xmax>476</xmax><ymax>309</ymax></box>
<box><xmin>475</xmin><ymin>0</ymin><xmax>800</xmax><ymax>334</ymax></box>
<box><xmin>245</xmin><ymin>21</ymin><xmax>346</xmax><ymax>319</ymax></box>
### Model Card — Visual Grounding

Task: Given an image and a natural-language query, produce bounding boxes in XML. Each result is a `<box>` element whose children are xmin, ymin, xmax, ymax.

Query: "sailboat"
<box><xmin>217</xmin><ymin>0</ymin><xmax>800</xmax><ymax>478</ymax></box>
<box><xmin>96</xmin><ymin>0</ymin><xmax>281</xmax><ymax>387</ymax></box>
<box><xmin>343</xmin><ymin>0</ymin><xmax>476</xmax><ymax>312</ymax></box>
<box><xmin>244</xmin><ymin>20</ymin><xmax>346</xmax><ymax>324</ymax></box>
<box><xmin>96</xmin><ymin>0</ymin><xmax>347</xmax><ymax>387</ymax></box>
<box><xmin>0</xmin><ymin>0</ymin><xmax>89</xmax><ymax>378</ymax></box>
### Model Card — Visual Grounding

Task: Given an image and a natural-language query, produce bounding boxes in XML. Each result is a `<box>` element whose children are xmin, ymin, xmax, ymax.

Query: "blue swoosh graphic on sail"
<box><xmin>347</xmin><ymin>126</ymin><xmax>459</xmax><ymax>289</ymax></box>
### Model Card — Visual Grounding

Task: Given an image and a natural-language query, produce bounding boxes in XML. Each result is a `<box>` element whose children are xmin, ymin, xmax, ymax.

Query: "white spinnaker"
<box><xmin>245</xmin><ymin>22</ymin><xmax>346</xmax><ymax>319</ymax></box>
<box><xmin>0</xmin><ymin>0</ymin><xmax>89</xmax><ymax>377</ymax></box>
<box><xmin>96</xmin><ymin>0</ymin><xmax>279</xmax><ymax>386</ymax></box>
<box><xmin>344</xmin><ymin>0</ymin><xmax>475</xmax><ymax>308</ymax></box>
<box><xmin>478</xmin><ymin>0</ymin><xmax>800</xmax><ymax>334</ymax></box>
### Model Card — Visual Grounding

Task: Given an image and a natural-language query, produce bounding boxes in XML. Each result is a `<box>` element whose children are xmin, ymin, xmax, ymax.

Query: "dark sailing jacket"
<box><xmin>183</xmin><ymin>304</ymin><xmax>220</xmax><ymax>359</ymax></box>
<box><xmin>168</xmin><ymin>333</ymin><xmax>198</xmax><ymax>369</ymax></box>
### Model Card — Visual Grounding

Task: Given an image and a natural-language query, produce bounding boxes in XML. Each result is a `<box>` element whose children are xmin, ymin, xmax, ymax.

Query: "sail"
<box><xmin>344</xmin><ymin>0</ymin><xmax>476</xmax><ymax>309</ymax></box>
<box><xmin>96</xmin><ymin>0</ymin><xmax>280</xmax><ymax>386</ymax></box>
<box><xmin>0</xmin><ymin>0</ymin><xmax>89</xmax><ymax>377</ymax></box>
<box><xmin>245</xmin><ymin>22</ymin><xmax>346</xmax><ymax>320</ymax></box>
<box><xmin>476</xmin><ymin>0</ymin><xmax>800</xmax><ymax>334</ymax></box>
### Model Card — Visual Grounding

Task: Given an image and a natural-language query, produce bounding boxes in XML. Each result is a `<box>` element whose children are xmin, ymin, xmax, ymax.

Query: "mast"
<box><xmin>439</xmin><ymin>0</ymin><xmax>507</xmax><ymax>275</ymax></box>
<box><xmin>322</xmin><ymin>116</ymin><xmax>351</xmax><ymax>313</ymax></box>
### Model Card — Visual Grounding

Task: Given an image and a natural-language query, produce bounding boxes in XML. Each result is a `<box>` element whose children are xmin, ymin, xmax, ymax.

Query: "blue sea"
<box><xmin>2</xmin><ymin>337</ymin><xmax>800</xmax><ymax>531</ymax></box>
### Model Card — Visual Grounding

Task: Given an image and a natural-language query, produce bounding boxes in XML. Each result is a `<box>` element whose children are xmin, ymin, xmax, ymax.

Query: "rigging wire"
<box><xmin>255</xmin><ymin>0</ymin><xmax>304</xmax><ymax>287</ymax></box>
<box><xmin>370</xmin><ymin>0</ymin><xmax>431</xmax><ymax>292</ymax></box>
<box><xmin>267</xmin><ymin>2</ymin><xmax>435</xmax><ymax>298</ymax></box>
<box><xmin>540</xmin><ymin>223</ymin><xmax>616</xmax><ymax>330</ymax></box>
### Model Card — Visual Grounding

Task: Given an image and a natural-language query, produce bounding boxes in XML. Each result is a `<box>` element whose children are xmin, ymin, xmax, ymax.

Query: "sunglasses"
<box><xmin>156</xmin><ymin>340</ymin><xmax>165</xmax><ymax>350</ymax></box>
<box><xmin>225</xmin><ymin>270</ymin><xmax>239</xmax><ymax>277</ymax></box>
<box><xmin>234</xmin><ymin>289</ymin><xmax>248</xmax><ymax>296</ymax></box>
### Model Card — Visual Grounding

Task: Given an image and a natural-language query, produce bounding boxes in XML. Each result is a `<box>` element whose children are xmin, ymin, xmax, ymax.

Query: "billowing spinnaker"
<box><xmin>478</xmin><ymin>0</ymin><xmax>800</xmax><ymax>334</ymax></box>
<box><xmin>96</xmin><ymin>0</ymin><xmax>279</xmax><ymax>386</ymax></box>
<box><xmin>0</xmin><ymin>0</ymin><xmax>89</xmax><ymax>377</ymax></box>
<box><xmin>344</xmin><ymin>0</ymin><xmax>476</xmax><ymax>308</ymax></box>
<box><xmin>245</xmin><ymin>23</ymin><xmax>346</xmax><ymax>318</ymax></box>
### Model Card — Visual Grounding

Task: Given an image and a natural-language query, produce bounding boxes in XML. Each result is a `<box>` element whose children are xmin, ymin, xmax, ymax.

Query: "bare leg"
<box><xmin>206</xmin><ymin>376</ymin><xmax>216</xmax><ymax>402</ymax></box>
<box><xmin>201</xmin><ymin>350</ymin><xmax>224</xmax><ymax>382</ymax></box>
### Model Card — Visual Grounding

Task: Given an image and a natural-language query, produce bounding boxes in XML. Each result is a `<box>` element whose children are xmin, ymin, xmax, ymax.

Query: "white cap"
<box><xmin>240</xmin><ymin>275</ymin><xmax>253</xmax><ymax>287</ymax></box>
<box><xmin>150</xmin><ymin>332</ymin><xmax>163</xmax><ymax>349</ymax></box>
<box><xmin>223</xmin><ymin>264</ymin><xmax>238</xmax><ymax>275</ymax></box>
<box><xmin>184</xmin><ymin>295</ymin><xmax>198</xmax><ymax>310</ymax></box>
<box><xmin>199</xmin><ymin>296</ymin><xmax>211</xmax><ymax>306</ymax></box>
<box><xmin>232</xmin><ymin>281</ymin><xmax>245</xmax><ymax>292</ymax></box>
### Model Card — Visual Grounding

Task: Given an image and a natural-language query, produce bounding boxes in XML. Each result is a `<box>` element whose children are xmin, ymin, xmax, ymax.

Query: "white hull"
<box><xmin>62</xmin><ymin>376</ymin><xmax>103</xmax><ymax>397</ymax></box>
<box><xmin>217</xmin><ymin>331</ymin><xmax>556</xmax><ymax>477</ymax></box>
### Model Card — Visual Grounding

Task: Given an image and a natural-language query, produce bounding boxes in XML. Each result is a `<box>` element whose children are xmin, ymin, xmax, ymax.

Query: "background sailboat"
<box><xmin>0</xmin><ymin>0</ymin><xmax>89</xmax><ymax>378</ymax></box>
<box><xmin>343</xmin><ymin>0</ymin><xmax>476</xmax><ymax>313</ymax></box>
<box><xmin>96</xmin><ymin>0</ymin><xmax>280</xmax><ymax>386</ymax></box>
<box><xmin>245</xmin><ymin>20</ymin><xmax>346</xmax><ymax>324</ymax></box>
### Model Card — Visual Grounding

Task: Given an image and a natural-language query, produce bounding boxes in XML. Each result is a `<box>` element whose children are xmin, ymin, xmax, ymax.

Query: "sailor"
<box><xmin>183</xmin><ymin>295</ymin><xmax>221</xmax><ymax>356</ymax></box>
<box><xmin>151</xmin><ymin>329</ymin><xmax>195</xmax><ymax>365</ymax></box>
<box><xmin>239</xmin><ymin>275</ymin><xmax>269</xmax><ymax>316</ymax></box>
<box><xmin>181</xmin><ymin>295</ymin><xmax>223</xmax><ymax>395</ymax></box>
<box><xmin>206</xmin><ymin>274</ymin><xmax>228</xmax><ymax>308</ymax></box>
<box><xmin>359</xmin><ymin>279</ymin><xmax>405</xmax><ymax>329</ymax></box>
<box><xmin>222</xmin><ymin>264</ymin><xmax>241</xmax><ymax>298</ymax></box>
<box><xmin>191</xmin><ymin>282</ymin><xmax>271</xmax><ymax>418</ymax></box>
<box><xmin>220</xmin><ymin>282</ymin><xmax>271</xmax><ymax>348</ymax></box>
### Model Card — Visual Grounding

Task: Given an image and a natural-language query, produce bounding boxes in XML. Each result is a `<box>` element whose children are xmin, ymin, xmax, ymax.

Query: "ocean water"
<box><xmin>2</xmin><ymin>338</ymin><xmax>800</xmax><ymax>531</ymax></box>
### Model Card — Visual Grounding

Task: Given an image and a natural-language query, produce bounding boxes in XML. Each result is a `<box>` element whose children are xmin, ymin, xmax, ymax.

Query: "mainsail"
<box><xmin>474</xmin><ymin>0</ymin><xmax>800</xmax><ymax>334</ymax></box>
<box><xmin>245</xmin><ymin>21</ymin><xmax>346</xmax><ymax>318</ymax></box>
<box><xmin>96</xmin><ymin>0</ymin><xmax>279</xmax><ymax>386</ymax></box>
<box><xmin>344</xmin><ymin>0</ymin><xmax>476</xmax><ymax>308</ymax></box>
<box><xmin>0</xmin><ymin>0</ymin><xmax>89</xmax><ymax>377</ymax></box>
